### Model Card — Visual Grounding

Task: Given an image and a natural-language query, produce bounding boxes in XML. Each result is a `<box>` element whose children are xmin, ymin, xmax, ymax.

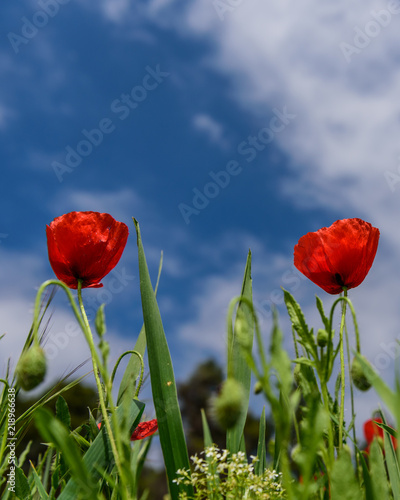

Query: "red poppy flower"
<box><xmin>97</xmin><ymin>419</ymin><xmax>158</xmax><ymax>441</ymax></box>
<box><xmin>364</xmin><ymin>418</ymin><xmax>397</xmax><ymax>454</ymax></box>
<box><xmin>294</xmin><ymin>218</ymin><xmax>379</xmax><ymax>294</ymax></box>
<box><xmin>130</xmin><ymin>419</ymin><xmax>158</xmax><ymax>441</ymax></box>
<box><xmin>46</xmin><ymin>211</ymin><xmax>128</xmax><ymax>289</ymax></box>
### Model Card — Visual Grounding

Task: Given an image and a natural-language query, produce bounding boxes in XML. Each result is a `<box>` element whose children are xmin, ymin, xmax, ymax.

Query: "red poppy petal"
<box><xmin>130</xmin><ymin>419</ymin><xmax>158</xmax><ymax>441</ymax></box>
<box><xmin>47</xmin><ymin>211</ymin><xmax>128</xmax><ymax>289</ymax></box>
<box><xmin>364</xmin><ymin>418</ymin><xmax>382</xmax><ymax>443</ymax></box>
<box><xmin>294</xmin><ymin>218</ymin><xmax>379</xmax><ymax>294</ymax></box>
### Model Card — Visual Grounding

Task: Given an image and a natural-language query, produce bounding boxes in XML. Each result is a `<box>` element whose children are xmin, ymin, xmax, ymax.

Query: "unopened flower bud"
<box><xmin>211</xmin><ymin>378</ymin><xmax>245</xmax><ymax>430</ymax></box>
<box><xmin>235</xmin><ymin>311</ymin><xmax>252</xmax><ymax>350</ymax></box>
<box><xmin>351</xmin><ymin>356</ymin><xmax>371</xmax><ymax>392</ymax></box>
<box><xmin>293</xmin><ymin>363</ymin><xmax>302</xmax><ymax>386</ymax></box>
<box><xmin>253</xmin><ymin>381</ymin><xmax>263</xmax><ymax>394</ymax></box>
<box><xmin>316</xmin><ymin>329</ymin><xmax>329</xmax><ymax>347</ymax></box>
<box><xmin>16</xmin><ymin>346</ymin><xmax>47</xmax><ymax>391</ymax></box>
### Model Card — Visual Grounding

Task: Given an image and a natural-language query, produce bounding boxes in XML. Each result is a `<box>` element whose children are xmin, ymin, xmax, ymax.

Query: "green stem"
<box><xmin>320</xmin><ymin>382</ymin><xmax>334</xmax><ymax>466</ymax></box>
<box><xmin>110</xmin><ymin>350</ymin><xmax>145</xmax><ymax>399</ymax></box>
<box><xmin>338</xmin><ymin>288</ymin><xmax>348</xmax><ymax>450</ymax></box>
<box><xmin>292</xmin><ymin>327</ymin><xmax>299</xmax><ymax>359</ymax></box>
<box><xmin>76</xmin><ymin>282</ymin><xmax>129</xmax><ymax>499</ymax></box>
<box><xmin>344</xmin><ymin>319</ymin><xmax>359</xmax><ymax>477</ymax></box>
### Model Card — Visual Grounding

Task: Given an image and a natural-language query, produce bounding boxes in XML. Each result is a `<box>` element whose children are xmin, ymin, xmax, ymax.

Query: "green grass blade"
<box><xmin>56</xmin><ymin>396</ymin><xmax>71</xmax><ymax>430</ymax></box>
<box><xmin>379</xmin><ymin>411</ymin><xmax>400</xmax><ymax>498</ymax></box>
<box><xmin>201</xmin><ymin>408</ymin><xmax>213</xmax><ymax>449</ymax></box>
<box><xmin>133</xmin><ymin>219</ymin><xmax>192</xmax><ymax>500</ymax></box>
<box><xmin>358</xmin><ymin>450</ymin><xmax>374</xmax><ymax>500</ymax></box>
<box><xmin>118</xmin><ymin>252</ymin><xmax>163</xmax><ymax>405</ymax></box>
<box><xmin>369</xmin><ymin>439</ymin><xmax>390</xmax><ymax>498</ymax></box>
<box><xmin>226</xmin><ymin>250</ymin><xmax>253</xmax><ymax>453</ymax></box>
<box><xmin>255</xmin><ymin>406</ymin><xmax>266</xmax><ymax>476</ymax></box>
<box><xmin>30</xmin><ymin>462</ymin><xmax>50</xmax><ymax>500</ymax></box>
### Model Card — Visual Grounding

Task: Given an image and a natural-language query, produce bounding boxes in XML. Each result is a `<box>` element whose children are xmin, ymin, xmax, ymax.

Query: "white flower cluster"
<box><xmin>173</xmin><ymin>445</ymin><xmax>286</xmax><ymax>499</ymax></box>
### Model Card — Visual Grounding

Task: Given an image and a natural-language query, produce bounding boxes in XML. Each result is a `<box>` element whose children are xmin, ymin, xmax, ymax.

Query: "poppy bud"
<box><xmin>253</xmin><ymin>381</ymin><xmax>263</xmax><ymax>394</ymax></box>
<box><xmin>211</xmin><ymin>378</ymin><xmax>245</xmax><ymax>430</ymax></box>
<box><xmin>291</xmin><ymin>444</ymin><xmax>301</xmax><ymax>463</ymax></box>
<box><xmin>235</xmin><ymin>310</ymin><xmax>252</xmax><ymax>351</ymax></box>
<box><xmin>351</xmin><ymin>356</ymin><xmax>371</xmax><ymax>391</ymax></box>
<box><xmin>316</xmin><ymin>329</ymin><xmax>329</xmax><ymax>347</ymax></box>
<box><xmin>16</xmin><ymin>346</ymin><xmax>47</xmax><ymax>391</ymax></box>
<box><xmin>293</xmin><ymin>363</ymin><xmax>302</xmax><ymax>386</ymax></box>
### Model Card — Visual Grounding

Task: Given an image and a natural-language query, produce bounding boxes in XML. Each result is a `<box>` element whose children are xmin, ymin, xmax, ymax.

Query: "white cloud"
<box><xmin>145</xmin><ymin>0</ymin><xmax>400</xmax><ymax>234</ymax></box>
<box><xmin>192</xmin><ymin>113</ymin><xmax>226</xmax><ymax>147</ymax></box>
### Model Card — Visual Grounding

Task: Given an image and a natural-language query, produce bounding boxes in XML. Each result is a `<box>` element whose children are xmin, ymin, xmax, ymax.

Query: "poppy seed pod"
<box><xmin>16</xmin><ymin>346</ymin><xmax>47</xmax><ymax>391</ymax></box>
<box><xmin>212</xmin><ymin>378</ymin><xmax>245</xmax><ymax>430</ymax></box>
<box><xmin>350</xmin><ymin>356</ymin><xmax>372</xmax><ymax>392</ymax></box>
<box><xmin>253</xmin><ymin>380</ymin><xmax>263</xmax><ymax>395</ymax></box>
<box><xmin>316</xmin><ymin>329</ymin><xmax>329</xmax><ymax>347</ymax></box>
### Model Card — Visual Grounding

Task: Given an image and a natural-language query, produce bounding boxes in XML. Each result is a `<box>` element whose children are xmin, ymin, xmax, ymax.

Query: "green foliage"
<box><xmin>331</xmin><ymin>450</ymin><xmax>363</xmax><ymax>500</ymax></box>
<box><xmin>4</xmin><ymin>221</ymin><xmax>400</xmax><ymax>500</ymax></box>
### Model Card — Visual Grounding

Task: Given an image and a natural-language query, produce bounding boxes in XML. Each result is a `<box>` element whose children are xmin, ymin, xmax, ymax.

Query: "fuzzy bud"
<box><xmin>253</xmin><ymin>381</ymin><xmax>263</xmax><ymax>395</ymax></box>
<box><xmin>16</xmin><ymin>346</ymin><xmax>47</xmax><ymax>391</ymax></box>
<box><xmin>235</xmin><ymin>310</ymin><xmax>252</xmax><ymax>351</ymax></box>
<box><xmin>351</xmin><ymin>356</ymin><xmax>372</xmax><ymax>392</ymax></box>
<box><xmin>211</xmin><ymin>378</ymin><xmax>245</xmax><ymax>430</ymax></box>
<box><xmin>316</xmin><ymin>329</ymin><xmax>329</xmax><ymax>347</ymax></box>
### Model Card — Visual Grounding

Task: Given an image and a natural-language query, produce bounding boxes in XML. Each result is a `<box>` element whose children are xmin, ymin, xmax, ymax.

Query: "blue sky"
<box><xmin>2</xmin><ymin>0</ymin><xmax>400</xmax><ymax>452</ymax></box>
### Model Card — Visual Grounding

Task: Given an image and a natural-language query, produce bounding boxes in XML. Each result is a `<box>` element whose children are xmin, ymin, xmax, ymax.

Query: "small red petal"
<box><xmin>363</xmin><ymin>418</ymin><xmax>397</xmax><ymax>453</ymax></box>
<box><xmin>130</xmin><ymin>419</ymin><xmax>158</xmax><ymax>441</ymax></box>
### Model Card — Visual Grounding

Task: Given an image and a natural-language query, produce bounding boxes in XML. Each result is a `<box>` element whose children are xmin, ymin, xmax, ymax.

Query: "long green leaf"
<box><xmin>226</xmin><ymin>250</ymin><xmax>253</xmax><ymax>453</ymax></box>
<box><xmin>379</xmin><ymin>411</ymin><xmax>400</xmax><ymax>499</ymax></box>
<box><xmin>59</xmin><ymin>398</ymin><xmax>144</xmax><ymax>500</ymax></box>
<box><xmin>133</xmin><ymin>218</ymin><xmax>192</xmax><ymax>499</ymax></box>
<box><xmin>369</xmin><ymin>439</ymin><xmax>390</xmax><ymax>498</ymax></box>
<box><xmin>201</xmin><ymin>408</ymin><xmax>213</xmax><ymax>449</ymax></box>
<box><xmin>358</xmin><ymin>450</ymin><xmax>374</xmax><ymax>500</ymax></box>
<box><xmin>30</xmin><ymin>463</ymin><xmax>50</xmax><ymax>500</ymax></box>
<box><xmin>56</xmin><ymin>396</ymin><xmax>71</xmax><ymax>430</ymax></box>
<box><xmin>118</xmin><ymin>252</ymin><xmax>163</xmax><ymax>405</ymax></box>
